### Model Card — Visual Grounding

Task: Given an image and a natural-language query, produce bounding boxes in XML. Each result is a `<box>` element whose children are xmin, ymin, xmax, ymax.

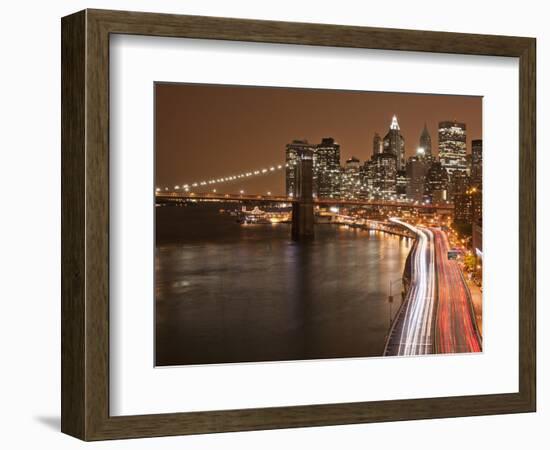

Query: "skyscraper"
<box><xmin>372</xmin><ymin>152</ymin><xmax>397</xmax><ymax>199</ymax></box>
<box><xmin>360</xmin><ymin>159</ymin><xmax>375</xmax><ymax>199</ymax></box>
<box><xmin>396</xmin><ymin>170</ymin><xmax>409</xmax><ymax>200</ymax></box>
<box><xmin>424</xmin><ymin>161</ymin><xmax>449</xmax><ymax>203</ymax></box>
<box><xmin>315</xmin><ymin>137</ymin><xmax>341</xmax><ymax>199</ymax></box>
<box><xmin>341</xmin><ymin>156</ymin><xmax>361</xmax><ymax>199</ymax></box>
<box><xmin>449</xmin><ymin>170</ymin><xmax>471</xmax><ymax>201</ymax></box>
<box><xmin>471</xmin><ymin>139</ymin><xmax>483</xmax><ymax>187</ymax></box>
<box><xmin>406</xmin><ymin>148</ymin><xmax>428</xmax><ymax>202</ymax></box>
<box><xmin>286</xmin><ymin>139</ymin><xmax>314</xmax><ymax>198</ymax></box>
<box><xmin>438</xmin><ymin>121</ymin><xmax>467</xmax><ymax>176</ymax></box>
<box><xmin>454</xmin><ymin>187</ymin><xmax>482</xmax><ymax>223</ymax></box>
<box><xmin>465</xmin><ymin>153</ymin><xmax>473</xmax><ymax>176</ymax></box>
<box><xmin>419</xmin><ymin>123</ymin><xmax>433</xmax><ymax>160</ymax></box>
<box><xmin>383</xmin><ymin>115</ymin><xmax>406</xmax><ymax>171</ymax></box>
<box><xmin>372</xmin><ymin>132</ymin><xmax>383</xmax><ymax>157</ymax></box>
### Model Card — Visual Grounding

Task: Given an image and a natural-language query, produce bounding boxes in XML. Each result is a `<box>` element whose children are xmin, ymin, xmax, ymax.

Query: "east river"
<box><xmin>155</xmin><ymin>204</ymin><xmax>412</xmax><ymax>366</ymax></box>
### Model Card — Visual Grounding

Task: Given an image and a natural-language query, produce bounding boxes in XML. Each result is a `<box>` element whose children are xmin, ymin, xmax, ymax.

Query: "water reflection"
<box><xmin>155</xmin><ymin>205</ymin><xmax>410</xmax><ymax>366</ymax></box>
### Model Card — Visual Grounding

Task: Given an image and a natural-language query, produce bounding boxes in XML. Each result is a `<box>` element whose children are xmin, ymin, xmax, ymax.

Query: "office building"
<box><xmin>315</xmin><ymin>137</ymin><xmax>341</xmax><ymax>199</ymax></box>
<box><xmin>286</xmin><ymin>139</ymin><xmax>314</xmax><ymax>197</ymax></box>
<box><xmin>438</xmin><ymin>121</ymin><xmax>467</xmax><ymax>176</ymax></box>
<box><xmin>372</xmin><ymin>152</ymin><xmax>398</xmax><ymax>199</ymax></box>
<box><xmin>454</xmin><ymin>187</ymin><xmax>482</xmax><ymax>223</ymax></box>
<box><xmin>406</xmin><ymin>150</ymin><xmax>428</xmax><ymax>201</ymax></box>
<box><xmin>341</xmin><ymin>156</ymin><xmax>361</xmax><ymax>199</ymax></box>
<box><xmin>373</xmin><ymin>132</ymin><xmax>383</xmax><ymax>157</ymax></box>
<box><xmin>471</xmin><ymin>139</ymin><xmax>483</xmax><ymax>187</ymax></box>
<box><xmin>383</xmin><ymin>115</ymin><xmax>406</xmax><ymax>171</ymax></box>
<box><xmin>424</xmin><ymin>161</ymin><xmax>449</xmax><ymax>203</ymax></box>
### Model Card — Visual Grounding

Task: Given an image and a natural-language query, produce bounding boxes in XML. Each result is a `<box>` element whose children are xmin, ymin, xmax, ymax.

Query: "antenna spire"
<box><xmin>390</xmin><ymin>114</ymin><xmax>400</xmax><ymax>130</ymax></box>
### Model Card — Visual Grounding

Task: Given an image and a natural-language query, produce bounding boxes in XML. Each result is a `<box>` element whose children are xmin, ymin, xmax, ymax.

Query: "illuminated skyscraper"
<box><xmin>286</xmin><ymin>139</ymin><xmax>314</xmax><ymax>198</ymax></box>
<box><xmin>471</xmin><ymin>139</ymin><xmax>483</xmax><ymax>187</ymax></box>
<box><xmin>315</xmin><ymin>137</ymin><xmax>341</xmax><ymax>199</ymax></box>
<box><xmin>372</xmin><ymin>152</ymin><xmax>397</xmax><ymax>199</ymax></box>
<box><xmin>396</xmin><ymin>170</ymin><xmax>409</xmax><ymax>200</ymax></box>
<box><xmin>450</xmin><ymin>170</ymin><xmax>470</xmax><ymax>200</ymax></box>
<box><xmin>341</xmin><ymin>156</ymin><xmax>361</xmax><ymax>199</ymax></box>
<box><xmin>383</xmin><ymin>115</ymin><xmax>406</xmax><ymax>171</ymax></box>
<box><xmin>438</xmin><ymin>121</ymin><xmax>467</xmax><ymax>176</ymax></box>
<box><xmin>360</xmin><ymin>159</ymin><xmax>375</xmax><ymax>199</ymax></box>
<box><xmin>424</xmin><ymin>161</ymin><xmax>449</xmax><ymax>203</ymax></box>
<box><xmin>406</xmin><ymin>148</ymin><xmax>428</xmax><ymax>202</ymax></box>
<box><xmin>454</xmin><ymin>187</ymin><xmax>482</xmax><ymax>223</ymax></box>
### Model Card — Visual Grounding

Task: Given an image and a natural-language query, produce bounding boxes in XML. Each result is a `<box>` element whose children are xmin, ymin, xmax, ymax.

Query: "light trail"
<box><xmin>385</xmin><ymin>220</ymin><xmax>481</xmax><ymax>356</ymax></box>
<box><xmin>432</xmin><ymin>228</ymin><xmax>481</xmax><ymax>354</ymax></box>
<box><xmin>389</xmin><ymin>219</ymin><xmax>436</xmax><ymax>356</ymax></box>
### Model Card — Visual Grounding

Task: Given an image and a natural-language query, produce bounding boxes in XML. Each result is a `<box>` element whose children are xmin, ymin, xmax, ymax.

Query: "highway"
<box><xmin>385</xmin><ymin>220</ymin><xmax>481</xmax><ymax>356</ymax></box>
<box><xmin>387</xmin><ymin>219</ymin><xmax>436</xmax><ymax>356</ymax></box>
<box><xmin>432</xmin><ymin>228</ymin><xmax>482</xmax><ymax>354</ymax></box>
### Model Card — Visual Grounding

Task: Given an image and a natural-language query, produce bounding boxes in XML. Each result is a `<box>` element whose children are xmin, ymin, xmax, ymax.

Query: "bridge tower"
<box><xmin>291</xmin><ymin>147</ymin><xmax>315</xmax><ymax>240</ymax></box>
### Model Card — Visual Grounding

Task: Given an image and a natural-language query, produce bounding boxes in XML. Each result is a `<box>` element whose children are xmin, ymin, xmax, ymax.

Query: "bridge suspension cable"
<box><xmin>156</xmin><ymin>162</ymin><xmax>288</xmax><ymax>192</ymax></box>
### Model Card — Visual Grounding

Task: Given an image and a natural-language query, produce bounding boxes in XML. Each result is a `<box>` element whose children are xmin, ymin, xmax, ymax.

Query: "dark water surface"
<box><xmin>155</xmin><ymin>204</ymin><xmax>411</xmax><ymax>366</ymax></box>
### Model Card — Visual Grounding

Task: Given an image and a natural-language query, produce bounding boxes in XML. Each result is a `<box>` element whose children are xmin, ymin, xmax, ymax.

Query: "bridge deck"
<box><xmin>156</xmin><ymin>192</ymin><xmax>453</xmax><ymax>210</ymax></box>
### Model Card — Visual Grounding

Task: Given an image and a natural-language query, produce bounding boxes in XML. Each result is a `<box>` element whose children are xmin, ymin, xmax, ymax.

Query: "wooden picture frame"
<box><xmin>61</xmin><ymin>9</ymin><xmax>536</xmax><ymax>440</ymax></box>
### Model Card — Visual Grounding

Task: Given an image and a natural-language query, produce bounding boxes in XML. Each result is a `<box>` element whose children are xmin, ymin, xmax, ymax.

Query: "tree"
<box><xmin>463</xmin><ymin>253</ymin><xmax>476</xmax><ymax>272</ymax></box>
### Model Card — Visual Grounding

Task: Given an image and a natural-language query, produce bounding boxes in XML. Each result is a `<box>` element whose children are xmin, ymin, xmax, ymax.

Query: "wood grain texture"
<box><xmin>60</xmin><ymin>8</ymin><xmax>537</xmax><ymax>441</ymax></box>
<box><xmin>518</xmin><ymin>39</ymin><xmax>536</xmax><ymax>410</ymax></box>
<box><xmin>84</xmin><ymin>10</ymin><xmax>111</xmax><ymax>440</ymax></box>
<box><xmin>61</xmin><ymin>10</ymin><xmax>86</xmax><ymax>439</ymax></box>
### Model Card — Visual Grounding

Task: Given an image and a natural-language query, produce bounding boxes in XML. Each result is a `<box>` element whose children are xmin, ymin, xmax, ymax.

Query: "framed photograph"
<box><xmin>61</xmin><ymin>9</ymin><xmax>536</xmax><ymax>440</ymax></box>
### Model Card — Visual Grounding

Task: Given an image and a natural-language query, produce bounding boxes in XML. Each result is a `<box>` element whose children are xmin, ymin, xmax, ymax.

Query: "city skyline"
<box><xmin>155</xmin><ymin>83</ymin><xmax>484</xmax><ymax>365</ymax></box>
<box><xmin>155</xmin><ymin>83</ymin><xmax>482</xmax><ymax>195</ymax></box>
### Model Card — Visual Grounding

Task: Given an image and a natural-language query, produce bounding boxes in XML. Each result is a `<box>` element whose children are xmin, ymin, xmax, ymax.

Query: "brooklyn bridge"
<box><xmin>155</xmin><ymin>147</ymin><xmax>453</xmax><ymax>240</ymax></box>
